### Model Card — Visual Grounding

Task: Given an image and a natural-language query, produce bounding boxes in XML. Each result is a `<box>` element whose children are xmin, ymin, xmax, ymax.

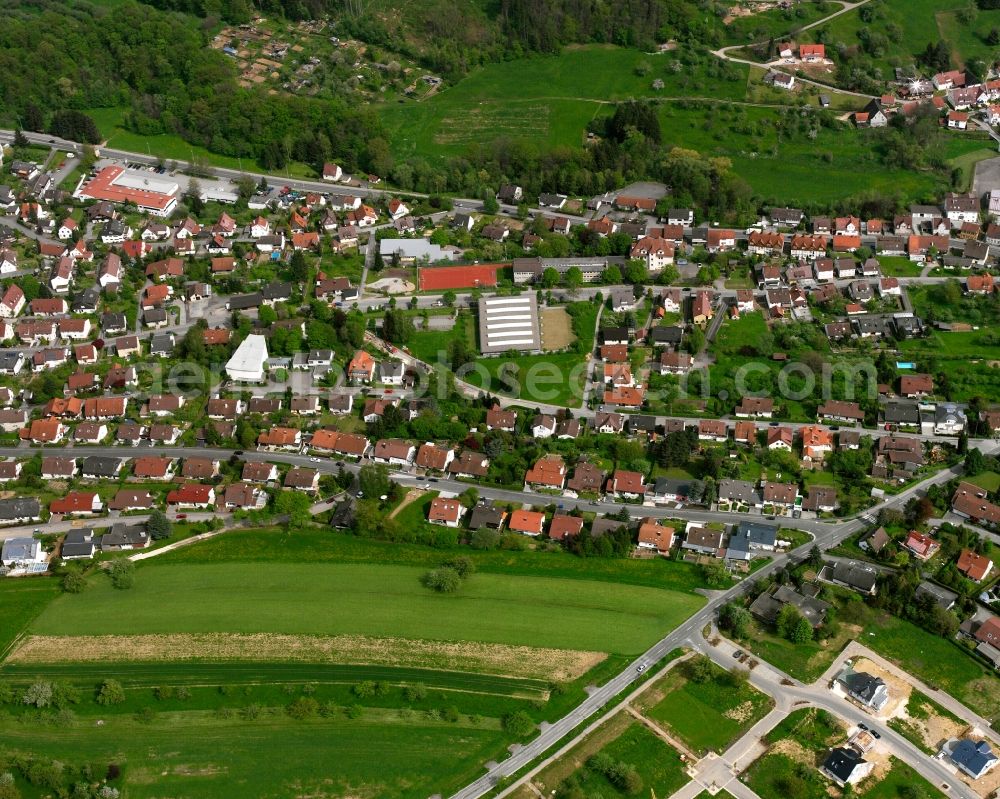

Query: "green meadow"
<box><xmin>30</xmin><ymin>561</ymin><xmax>702</xmax><ymax>656</ymax></box>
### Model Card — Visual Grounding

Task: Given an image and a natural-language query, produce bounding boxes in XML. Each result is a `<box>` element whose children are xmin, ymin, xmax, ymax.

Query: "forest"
<box><xmin>0</xmin><ymin>0</ymin><xmax>963</xmax><ymax>219</ymax></box>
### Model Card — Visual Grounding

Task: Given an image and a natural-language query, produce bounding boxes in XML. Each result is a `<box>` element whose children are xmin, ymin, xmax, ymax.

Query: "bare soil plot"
<box><xmin>540</xmin><ymin>307</ymin><xmax>574</xmax><ymax>351</ymax></box>
<box><xmin>9</xmin><ymin>633</ymin><xmax>605</xmax><ymax>682</ymax></box>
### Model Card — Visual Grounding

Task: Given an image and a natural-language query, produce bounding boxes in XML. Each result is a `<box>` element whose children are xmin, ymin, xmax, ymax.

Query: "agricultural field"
<box><xmin>639</xmin><ymin>656</ymin><xmax>774</xmax><ymax>754</ymax></box>
<box><xmin>0</xmin><ymin>527</ymin><xmax>712</xmax><ymax>799</ymax></box>
<box><xmin>162</xmin><ymin>527</ymin><xmax>716</xmax><ymax>593</ymax></box>
<box><xmin>0</xmin><ymin>696</ymin><xmax>508</xmax><ymax>799</ymax></box>
<box><xmin>26</xmin><ymin>561</ymin><xmax>701</xmax><ymax>660</ymax></box>
<box><xmin>380</xmin><ymin>45</ymin><xmax>665</xmax><ymax>159</ymax></box>
<box><xmin>0</xmin><ymin>578</ymin><xmax>61</xmax><ymax>657</ymax></box>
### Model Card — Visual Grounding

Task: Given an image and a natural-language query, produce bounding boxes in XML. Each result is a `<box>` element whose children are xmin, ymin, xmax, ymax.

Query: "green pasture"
<box><xmin>31</xmin><ymin>561</ymin><xmax>703</xmax><ymax>656</ymax></box>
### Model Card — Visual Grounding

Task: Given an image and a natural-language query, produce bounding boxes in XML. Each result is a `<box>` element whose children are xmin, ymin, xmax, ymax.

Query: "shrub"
<box><xmin>21</xmin><ymin>681</ymin><xmax>53</xmax><ymax>708</ymax></box>
<box><xmin>403</xmin><ymin>683</ymin><xmax>427</xmax><ymax>702</ymax></box>
<box><xmin>96</xmin><ymin>679</ymin><xmax>126</xmax><ymax>706</ymax></box>
<box><xmin>108</xmin><ymin>560</ymin><xmax>134</xmax><ymax>590</ymax></box>
<box><xmin>421</xmin><ymin>567</ymin><xmax>462</xmax><ymax>593</ymax></box>
<box><xmin>286</xmin><ymin>697</ymin><xmax>319</xmax><ymax>719</ymax></box>
<box><xmin>501</xmin><ymin>710</ymin><xmax>535</xmax><ymax>738</ymax></box>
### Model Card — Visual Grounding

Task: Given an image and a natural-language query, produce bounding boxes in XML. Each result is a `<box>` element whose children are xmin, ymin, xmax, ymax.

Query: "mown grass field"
<box><xmin>469</xmin><ymin>300</ymin><xmax>597</xmax><ymax>407</ymax></box>
<box><xmin>0</xmin><ymin>579</ymin><xmax>61</xmax><ymax>657</ymax></box>
<box><xmin>164</xmin><ymin>527</ymin><xmax>716</xmax><ymax>593</ymax></box>
<box><xmin>30</xmin><ymin>561</ymin><xmax>702</xmax><ymax>657</ymax></box>
<box><xmin>406</xmin><ymin>312</ymin><xmax>476</xmax><ymax>364</ymax></box>
<box><xmin>0</xmin><ymin>708</ymin><xmax>506</xmax><ymax>799</ymax></box>
<box><xmin>642</xmin><ymin>658</ymin><xmax>774</xmax><ymax>754</ymax></box>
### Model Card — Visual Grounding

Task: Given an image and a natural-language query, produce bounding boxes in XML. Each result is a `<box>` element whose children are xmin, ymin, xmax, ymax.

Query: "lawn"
<box><xmin>713</xmin><ymin>312</ymin><xmax>769</xmax><ymax>356</ymax></box>
<box><xmin>0</xmin><ymin>578</ymin><xmax>61</xmax><ymax>658</ymax></box>
<box><xmin>0</xmin><ymin>707</ymin><xmax>507</xmax><ymax>799</ymax></box>
<box><xmin>162</xmin><ymin>526</ymin><xmax>716</xmax><ymax>594</ymax></box>
<box><xmin>643</xmin><ymin>657</ymin><xmax>774</xmax><ymax>754</ymax></box>
<box><xmin>30</xmin><ymin>561</ymin><xmax>704</xmax><ymax>657</ymax></box>
<box><xmin>407</xmin><ymin>311</ymin><xmax>475</xmax><ymax>364</ymax></box>
<box><xmin>548</xmin><ymin>717</ymin><xmax>691</xmax><ymax>798</ymax></box>
<box><xmin>967</xmin><ymin>471</ymin><xmax>1000</xmax><ymax>492</ymax></box>
<box><xmin>864</xmin><ymin>613</ymin><xmax>1000</xmax><ymax>722</ymax></box>
<box><xmin>474</xmin><ymin>351</ymin><xmax>589</xmax><ymax>407</ymax></box>
<box><xmin>877</xmin><ymin>256</ymin><xmax>924</xmax><ymax>277</ymax></box>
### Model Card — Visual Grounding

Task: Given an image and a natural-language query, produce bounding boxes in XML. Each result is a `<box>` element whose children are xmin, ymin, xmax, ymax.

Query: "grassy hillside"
<box><xmin>813</xmin><ymin>0</ymin><xmax>1000</xmax><ymax>78</ymax></box>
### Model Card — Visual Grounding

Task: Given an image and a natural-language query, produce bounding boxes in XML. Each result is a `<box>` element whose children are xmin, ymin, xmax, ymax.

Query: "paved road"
<box><xmin>0</xmin><ymin>215</ymin><xmax>62</xmax><ymax>248</ymax></box>
<box><xmin>711</xmin><ymin>0</ymin><xmax>876</xmax><ymax>101</ymax></box>
<box><xmin>445</xmin><ymin>454</ymin><xmax>986</xmax><ymax>799</ymax></box>
<box><xmin>692</xmin><ymin>633</ymin><xmax>978</xmax><ymax>799</ymax></box>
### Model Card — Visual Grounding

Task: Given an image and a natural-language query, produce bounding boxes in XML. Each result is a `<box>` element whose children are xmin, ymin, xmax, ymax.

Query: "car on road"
<box><xmin>858</xmin><ymin>722</ymin><xmax>868</xmax><ymax>731</ymax></box>
<box><xmin>429</xmin><ymin>478</ymin><xmax>439</xmax><ymax>483</ymax></box>
<box><xmin>871</xmin><ymin>730</ymin><xmax>881</xmax><ymax>739</ymax></box>
<box><xmin>309</xmin><ymin>457</ymin><xmax>321</xmax><ymax>463</ymax></box>
<box><xmin>733</xmin><ymin>650</ymin><xmax>745</xmax><ymax>659</ymax></box>
<box><xmin>234</xmin><ymin>450</ymin><xmax>244</xmax><ymax>456</ymax></box>
<box><xmin>635</xmin><ymin>664</ymin><xmax>646</xmax><ymax>673</ymax></box>
<box><xmin>177</xmin><ymin>514</ymin><xmax>187</xmax><ymax>519</ymax></box>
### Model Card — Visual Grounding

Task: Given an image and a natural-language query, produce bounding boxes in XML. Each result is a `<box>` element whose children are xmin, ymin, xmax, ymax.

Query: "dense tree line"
<box><xmin>0</xmin><ymin>0</ymin><xmax>387</xmax><ymax>174</ymax></box>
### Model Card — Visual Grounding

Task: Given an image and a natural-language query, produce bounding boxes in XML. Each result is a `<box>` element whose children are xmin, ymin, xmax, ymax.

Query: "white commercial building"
<box><xmin>225</xmin><ymin>334</ymin><xmax>269</xmax><ymax>382</ymax></box>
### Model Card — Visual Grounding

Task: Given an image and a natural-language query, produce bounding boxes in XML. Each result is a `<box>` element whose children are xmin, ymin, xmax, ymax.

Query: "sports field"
<box><xmin>29</xmin><ymin>562</ymin><xmax>704</xmax><ymax>660</ymax></box>
<box><xmin>540</xmin><ymin>307</ymin><xmax>574</xmax><ymax>351</ymax></box>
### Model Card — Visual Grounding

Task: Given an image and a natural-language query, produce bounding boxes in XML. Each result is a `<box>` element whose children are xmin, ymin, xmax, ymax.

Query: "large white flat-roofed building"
<box><xmin>379</xmin><ymin>238</ymin><xmax>455</xmax><ymax>264</ymax></box>
<box><xmin>226</xmin><ymin>334</ymin><xmax>268</xmax><ymax>382</ymax></box>
<box><xmin>479</xmin><ymin>294</ymin><xmax>541</xmax><ymax>355</ymax></box>
<box><xmin>77</xmin><ymin>166</ymin><xmax>179</xmax><ymax>216</ymax></box>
